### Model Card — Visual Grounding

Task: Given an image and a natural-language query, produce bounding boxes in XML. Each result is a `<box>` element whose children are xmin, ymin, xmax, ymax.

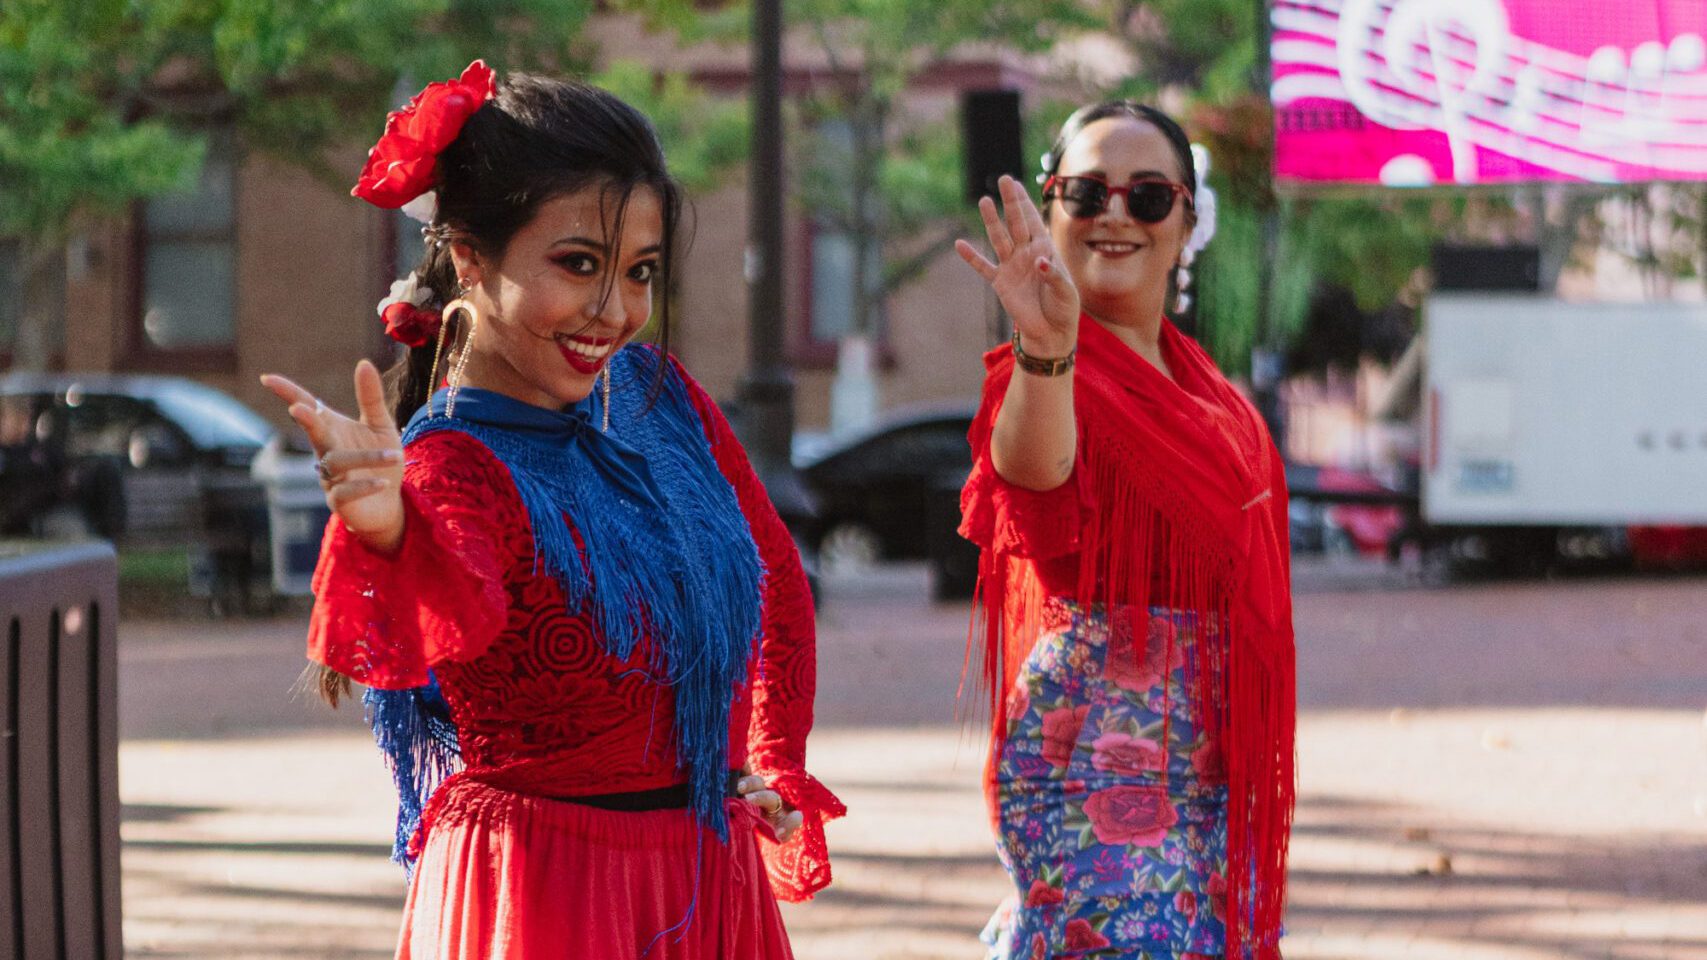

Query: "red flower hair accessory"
<box><xmin>377</xmin><ymin>273</ymin><xmax>440</xmax><ymax>347</ymax></box>
<box><xmin>352</xmin><ymin>60</ymin><xmax>498</xmax><ymax>209</ymax></box>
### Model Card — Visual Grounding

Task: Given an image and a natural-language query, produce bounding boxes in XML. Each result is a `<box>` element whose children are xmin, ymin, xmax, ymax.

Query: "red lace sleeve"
<box><xmin>958</xmin><ymin>347</ymin><xmax>1094</xmax><ymax>560</ymax></box>
<box><xmin>305</xmin><ymin>430</ymin><xmax>512</xmax><ymax>690</ymax></box>
<box><xmin>674</xmin><ymin>358</ymin><xmax>847</xmax><ymax>903</ymax></box>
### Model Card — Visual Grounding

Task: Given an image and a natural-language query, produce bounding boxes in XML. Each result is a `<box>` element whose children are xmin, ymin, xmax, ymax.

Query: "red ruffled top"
<box><xmin>306</xmin><ymin>366</ymin><xmax>844</xmax><ymax>902</ymax></box>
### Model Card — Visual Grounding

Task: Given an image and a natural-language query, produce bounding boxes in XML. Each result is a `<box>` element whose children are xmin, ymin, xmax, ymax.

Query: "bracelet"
<box><xmin>1011</xmin><ymin>330</ymin><xmax>1076</xmax><ymax>376</ymax></box>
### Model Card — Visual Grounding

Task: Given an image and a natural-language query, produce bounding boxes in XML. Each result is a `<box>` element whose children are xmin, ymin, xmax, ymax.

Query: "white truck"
<box><xmin>1408</xmin><ymin>294</ymin><xmax>1707</xmax><ymax>573</ymax></box>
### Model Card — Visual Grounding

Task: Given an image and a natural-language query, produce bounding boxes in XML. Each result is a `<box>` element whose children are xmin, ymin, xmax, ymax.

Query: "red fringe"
<box><xmin>965</xmin><ymin>318</ymin><xmax>1295</xmax><ymax>958</ymax></box>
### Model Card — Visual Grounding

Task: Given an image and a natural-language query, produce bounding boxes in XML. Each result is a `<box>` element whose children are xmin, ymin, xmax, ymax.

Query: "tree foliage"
<box><xmin>0</xmin><ymin>0</ymin><xmax>614</xmax><ymax>242</ymax></box>
<box><xmin>649</xmin><ymin>0</ymin><xmax>1101</xmax><ymax>339</ymax></box>
<box><xmin>0</xmin><ymin>0</ymin><xmax>754</xmax><ymax>369</ymax></box>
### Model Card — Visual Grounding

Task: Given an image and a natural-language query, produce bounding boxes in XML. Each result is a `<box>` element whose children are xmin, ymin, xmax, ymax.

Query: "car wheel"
<box><xmin>819</xmin><ymin>522</ymin><xmax>882</xmax><ymax>576</ymax></box>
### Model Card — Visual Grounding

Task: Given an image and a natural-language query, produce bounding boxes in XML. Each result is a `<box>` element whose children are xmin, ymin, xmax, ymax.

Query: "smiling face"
<box><xmin>1046</xmin><ymin>116</ymin><xmax>1196</xmax><ymax>324</ymax></box>
<box><xmin>450</xmin><ymin>184</ymin><xmax>663</xmax><ymax>410</ymax></box>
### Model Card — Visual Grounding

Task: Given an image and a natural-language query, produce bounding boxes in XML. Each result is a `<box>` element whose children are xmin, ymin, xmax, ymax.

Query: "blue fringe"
<box><xmin>384</xmin><ymin>346</ymin><xmax>764</xmax><ymax>844</ymax></box>
<box><xmin>364</xmin><ymin>675</ymin><xmax>461</xmax><ymax>872</ymax></box>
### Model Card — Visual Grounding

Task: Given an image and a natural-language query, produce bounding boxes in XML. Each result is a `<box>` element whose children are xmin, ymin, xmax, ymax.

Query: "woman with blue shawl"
<box><xmin>260</xmin><ymin>62</ymin><xmax>843</xmax><ymax>959</ymax></box>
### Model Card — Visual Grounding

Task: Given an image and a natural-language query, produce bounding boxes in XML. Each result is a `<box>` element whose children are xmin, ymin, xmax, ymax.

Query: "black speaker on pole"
<box><xmin>961</xmin><ymin>89</ymin><xmax>1024</xmax><ymax>203</ymax></box>
<box><xmin>1432</xmin><ymin>244</ymin><xmax>1542</xmax><ymax>291</ymax></box>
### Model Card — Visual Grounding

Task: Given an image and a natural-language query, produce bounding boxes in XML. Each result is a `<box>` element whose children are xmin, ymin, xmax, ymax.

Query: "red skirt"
<box><xmin>396</xmin><ymin>780</ymin><xmax>795</xmax><ymax>960</ymax></box>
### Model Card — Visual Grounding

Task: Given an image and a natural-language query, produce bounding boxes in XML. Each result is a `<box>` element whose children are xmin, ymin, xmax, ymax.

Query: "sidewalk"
<box><xmin>118</xmin><ymin>560</ymin><xmax>1707</xmax><ymax>958</ymax></box>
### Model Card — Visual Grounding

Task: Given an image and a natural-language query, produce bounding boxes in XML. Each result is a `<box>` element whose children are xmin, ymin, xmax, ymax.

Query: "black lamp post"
<box><xmin>1252</xmin><ymin>0</ymin><xmax>1286</xmax><ymax>445</ymax></box>
<box><xmin>735</xmin><ymin>0</ymin><xmax>816</xmax><ymax>528</ymax></box>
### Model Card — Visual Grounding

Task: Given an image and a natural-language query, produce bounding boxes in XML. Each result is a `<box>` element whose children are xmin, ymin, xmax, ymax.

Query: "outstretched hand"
<box><xmin>954</xmin><ymin>175</ymin><xmax>1080</xmax><ymax>357</ymax></box>
<box><xmin>260</xmin><ymin>360</ymin><xmax>405</xmax><ymax>553</ymax></box>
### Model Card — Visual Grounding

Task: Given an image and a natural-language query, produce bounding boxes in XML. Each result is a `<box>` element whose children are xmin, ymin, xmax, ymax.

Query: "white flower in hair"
<box><xmin>400</xmin><ymin>190</ymin><xmax>439</xmax><ymax>224</ymax></box>
<box><xmin>1183</xmin><ymin>143</ymin><xmax>1217</xmax><ymax>265</ymax></box>
<box><xmin>377</xmin><ymin>271</ymin><xmax>433</xmax><ymax>318</ymax></box>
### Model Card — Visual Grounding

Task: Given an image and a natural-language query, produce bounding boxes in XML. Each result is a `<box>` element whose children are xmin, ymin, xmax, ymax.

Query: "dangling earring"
<box><xmin>600</xmin><ymin>365</ymin><xmax>612</xmax><ymax>434</ymax></box>
<box><xmin>441</xmin><ymin>297</ymin><xmax>480</xmax><ymax>418</ymax></box>
<box><xmin>1173</xmin><ymin>251</ymin><xmax>1195</xmax><ymax>314</ymax></box>
<box><xmin>427</xmin><ymin>312</ymin><xmax>453</xmax><ymax>405</ymax></box>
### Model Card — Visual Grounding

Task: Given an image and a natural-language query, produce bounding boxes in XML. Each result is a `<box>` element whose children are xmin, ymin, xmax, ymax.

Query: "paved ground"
<box><xmin>117</xmin><ymin>558</ymin><xmax>1707</xmax><ymax>958</ymax></box>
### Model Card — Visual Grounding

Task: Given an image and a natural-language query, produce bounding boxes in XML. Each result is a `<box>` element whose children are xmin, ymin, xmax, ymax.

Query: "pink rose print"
<box><xmin>1104</xmin><ymin>617</ymin><xmax>1187</xmax><ymax>693</ymax></box>
<box><xmin>1090</xmin><ymin>732</ymin><xmax>1164</xmax><ymax>776</ymax></box>
<box><xmin>1191</xmin><ymin>739</ymin><xmax>1225</xmax><ymax>779</ymax></box>
<box><xmin>1208</xmin><ymin>871</ymin><xmax>1228</xmax><ymax>921</ymax></box>
<box><xmin>1024</xmin><ymin>878</ymin><xmax>1065</xmax><ymax>907</ymax></box>
<box><xmin>1063</xmin><ymin>918</ymin><xmax>1112</xmax><ymax>951</ymax></box>
<box><xmin>1040</xmin><ymin>705</ymin><xmax>1090</xmax><ymax>769</ymax></box>
<box><xmin>1174</xmin><ymin>889</ymin><xmax>1198</xmax><ymax>918</ymax></box>
<box><xmin>1082</xmin><ymin>785</ymin><xmax>1179</xmax><ymax>846</ymax></box>
<box><xmin>1029</xmin><ymin>933</ymin><xmax>1047</xmax><ymax>960</ymax></box>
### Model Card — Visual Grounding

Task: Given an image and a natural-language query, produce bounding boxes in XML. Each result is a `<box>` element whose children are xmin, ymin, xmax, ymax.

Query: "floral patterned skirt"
<box><xmin>982</xmin><ymin>600</ymin><xmax>1229</xmax><ymax>960</ymax></box>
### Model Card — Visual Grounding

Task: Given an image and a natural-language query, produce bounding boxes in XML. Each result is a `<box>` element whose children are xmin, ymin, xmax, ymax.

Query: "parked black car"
<box><xmin>0</xmin><ymin>373</ymin><xmax>277</xmax><ymax>608</ymax></box>
<box><xmin>797</xmin><ymin>404</ymin><xmax>980</xmax><ymax>599</ymax></box>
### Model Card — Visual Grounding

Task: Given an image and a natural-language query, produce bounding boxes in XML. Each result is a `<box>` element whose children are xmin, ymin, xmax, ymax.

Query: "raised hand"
<box><xmin>955</xmin><ymin>175</ymin><xmax>1081</xmax><ymax>357</ymax></box>
<box><xmin>260</xmin><ymin>360</ymin><xmax>405</xmax><ymax>553</ymax></box>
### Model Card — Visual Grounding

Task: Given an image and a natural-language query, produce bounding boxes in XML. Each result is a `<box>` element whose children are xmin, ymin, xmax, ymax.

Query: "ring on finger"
<box><xmin>316</xmin><ymin>454</ymin><xmax>334</xmax><ymax>483</ymax></box>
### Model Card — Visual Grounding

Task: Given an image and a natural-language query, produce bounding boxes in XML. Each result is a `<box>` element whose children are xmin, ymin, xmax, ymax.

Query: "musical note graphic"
<box><xmin>1273</xmin><ymin>0</ymin><xmax>1707</xmax><ymax>184</ymax></box>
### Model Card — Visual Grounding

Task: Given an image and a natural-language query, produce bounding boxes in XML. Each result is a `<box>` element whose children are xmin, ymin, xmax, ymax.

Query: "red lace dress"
<box><xmin>306</xmin><ymin>371</ymin><xmax>843</xmax><ymax>960</ymax></box>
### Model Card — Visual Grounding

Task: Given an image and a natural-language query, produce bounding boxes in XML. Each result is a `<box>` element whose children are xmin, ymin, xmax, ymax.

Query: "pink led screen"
<box><xmin>1273</xmin><ymin>0</ymin><xmax>1707</xmax><ymax>185</ymax></box>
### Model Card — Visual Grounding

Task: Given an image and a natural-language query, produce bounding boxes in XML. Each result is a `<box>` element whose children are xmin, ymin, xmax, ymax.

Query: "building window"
<box><xmin>808</xmin><ymin>225</ymin><xmax>858</xmax><ymax>342</ymax></box>
<box><xmin>796</xmin><ymin>119</ymin><xmax>888</xmax><ymax>367</ymax></box>
<box><xmin>136</xmin><ymin>128</ymin><xmax>237</xmax><ymax>357</ymax></box>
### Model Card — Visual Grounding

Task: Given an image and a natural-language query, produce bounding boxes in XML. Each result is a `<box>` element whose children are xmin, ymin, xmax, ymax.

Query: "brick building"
<box><xmin>4</xmin><ymin>18</ymin><xmax>1075</xmax><ymax>437</ymax></box>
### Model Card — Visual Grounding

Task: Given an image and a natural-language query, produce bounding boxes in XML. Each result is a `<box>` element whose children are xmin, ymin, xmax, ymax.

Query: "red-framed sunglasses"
<box><xmin>1042</xmin><ymin>174</ymin><xmax>1194</xmax><ymax>223</ymax></box>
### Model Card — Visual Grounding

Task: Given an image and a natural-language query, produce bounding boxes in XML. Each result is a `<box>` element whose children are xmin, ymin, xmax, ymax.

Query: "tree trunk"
<box><xmin>1698</xmin><ymin>186</ymin><xmax>1707</xmax><ymax>286</ymax></box>
<box><xmin>11</xmin><ymin>239</ymin><xmax>65</xmax><ymax>372</ymax></box>
<box><xmin>830</xmin><ymin>89</ymin><xmax>886</xmax><ymax>437</ymax></box>
<box><xmin>1532</xmin><ymin>185</ymin><xmax>1600</xmax><ymax>294</ymax></box>
<box><xmin>849</xmin><ymin>93</ymin><xmax>882</xmax><ymax>339</ymax></box>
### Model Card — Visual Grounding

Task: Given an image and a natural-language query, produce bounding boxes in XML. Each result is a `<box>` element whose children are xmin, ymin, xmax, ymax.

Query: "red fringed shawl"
<box><xmin>960</xmin><ymin>315</ymin><xmax>1295</xmax><ymax>958</ymax></box>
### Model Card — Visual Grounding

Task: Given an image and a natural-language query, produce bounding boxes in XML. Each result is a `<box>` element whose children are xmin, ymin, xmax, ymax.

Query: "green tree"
<box><xmin>643</xmin><ymin>0</ymin><xmax>1100</xmax><ymax>429</ymax></box>
<box><xmin>788</xmin><ymin>0</ymin><xmax>1100</xmax><ymax>345</ymax></box>
<box><xmin>0</xmin><ymin>0</ymin><xmax>701</xmax><ymax>370</ymax></box>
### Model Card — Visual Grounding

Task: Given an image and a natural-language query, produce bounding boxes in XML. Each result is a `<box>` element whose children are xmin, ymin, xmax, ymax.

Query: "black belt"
<box><xmin>555</xmin><ymin>770</ymin><xmax>744</xmax><ymax>812</ymax></box>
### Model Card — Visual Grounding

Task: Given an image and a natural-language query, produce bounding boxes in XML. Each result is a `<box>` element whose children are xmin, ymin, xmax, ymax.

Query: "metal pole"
<box><xmin>736</xmin><ymin>0</ymin><xmax>816</xmax><ymax>526</ymax></box>
<box><xmin>1251</xmin><ymin>0</ymin><xmax>1286</xmax><ymax>445</ymax></box>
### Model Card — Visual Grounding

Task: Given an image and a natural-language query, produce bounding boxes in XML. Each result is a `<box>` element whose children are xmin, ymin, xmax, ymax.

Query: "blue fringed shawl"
<box><xmin>365</xmin><ymin>347</ymin><xmax>765</xmax><ymax>866</ymax></box>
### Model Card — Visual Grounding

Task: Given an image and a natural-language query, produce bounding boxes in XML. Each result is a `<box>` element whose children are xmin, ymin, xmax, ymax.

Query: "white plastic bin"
<box><xmin>250</xmin><ymin>436</ymin><xmax>331</xmax><ymax>596</ymax></box>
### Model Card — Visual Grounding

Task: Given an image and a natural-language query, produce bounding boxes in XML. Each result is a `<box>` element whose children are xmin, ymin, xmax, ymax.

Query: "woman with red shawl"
<box><xmin>259</xmin><ymin>63</ymin><xmax>842</xmax><ymax>959</ymax></box>
<box><xmin>954</xmin><ymin>102</ymin><xmax>1295</xmax><ymax>959</ymax></box>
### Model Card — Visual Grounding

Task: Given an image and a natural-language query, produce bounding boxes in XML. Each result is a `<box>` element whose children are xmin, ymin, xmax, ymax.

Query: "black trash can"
<box><xmin>0</xmin><ymin>540</ymin><xmax>123</xmax><ymax>960</ymax></box>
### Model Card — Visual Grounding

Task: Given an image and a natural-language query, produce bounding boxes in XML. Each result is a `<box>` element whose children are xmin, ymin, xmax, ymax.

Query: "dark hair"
<box><xmin>312</xmin><ymin>72</ymin><xmax>686</xmax><ymax>708</ymax></box>
<box><xmin>1040</xmin><ymin>100</ymin><xmax>1198</xmax><ymax>234</ymax></box>
<box><xmin>386</xmin><ymin>71</ymin><xmax>685</xmax><ymax>426</ymax></box>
